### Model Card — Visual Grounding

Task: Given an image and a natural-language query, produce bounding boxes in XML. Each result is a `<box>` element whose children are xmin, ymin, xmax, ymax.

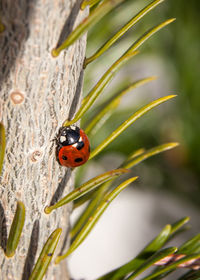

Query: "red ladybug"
<box><xmin>56</xmin><ymin>125</ymin><xmax>90</xmax><ymax>168</ymax></box>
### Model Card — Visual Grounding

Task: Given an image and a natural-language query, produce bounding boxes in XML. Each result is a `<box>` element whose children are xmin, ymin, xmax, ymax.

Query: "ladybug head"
<box><xmin>57</xmin><ymin>125</ymin><xmax>80</xmax><ymax>146</ymax></box>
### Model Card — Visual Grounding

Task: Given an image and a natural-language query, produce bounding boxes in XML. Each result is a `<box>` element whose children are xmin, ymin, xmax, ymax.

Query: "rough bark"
<box><xmin>0</xmin><ymin>0</ymin><xmax>88</xmax><ymax>279</ymax></box>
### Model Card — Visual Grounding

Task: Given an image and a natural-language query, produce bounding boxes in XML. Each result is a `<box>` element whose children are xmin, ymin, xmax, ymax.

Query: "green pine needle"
<box><xmin>55</xmin><ymin>176</ymin><xmax>138</xmax><ymax>263</ymax></box>
<box><xmin>97</xmin><ymin>217</ymin><xmax>190</xmax><ymax>280</ymax></box>
<box><xmin>178</xmin><ymin>234</ymin><xmax>200</xmax><ymax>255</ymax></box>
<box><xmin>89</xmin><ymin>95</ymin><xmax>177</xmax><ymax>160</ymax></box>
<box><xmin>127</xmin><ymin>247</ymin><xmax>178</xmax><ymax>280</ymax></box>
<box><xmin>70</xmin><ymin>182</ymin><xmax>110</xmax><ymax>240</ymax></box>
<box><xmin>168</xmin><ymin>216</ymin><xmax>191</xmax><ymax>242</ymax></box>
<box><xmin>125</xmin><ymin>18</ymin><xmax>176</xmax><ymax>56</ymax></box>
<box><xmin>71</xmin><ymin>142</ymin><xmax>178</xmax><ymax>239</ymax></box>
<box><xmin>146</xmin><ymin>233</ymin><xmax>200</xmax><ymax>279</ymax></box>
<box><xmin>5</xmin><ymin>201</ymin><xmax>25</xmax><ymax>258</ymax></box>
<box><xmin>52</xmin><ymin>0</ymin><xmax>125</xmax><ymax>57</ymax></box>
<box><xmin>122</xmin><ymin>142</ymin><xmax>179</xmax><ymax>169</ymax></box>
<box><xmin>141</xmin><ymin>253</ymin><xmax>200</xmax><ymax>280</ymax></box>
<box><xmin>63</xmin><ymin>50</ymin><xmax>139</xmax><ymax>127</ymax></box>
<box><xmin>170</xmin><ymin>217</ymin><xmax>190</xmax><ymax>235</ymax></box>
<box><xmin>97</xmin><ymin>224</ymin><xmax>172</xmax><ymax>280</ymax></box>
<box><xmin>84</xmin><ymin>0</ymin><xmax>165</xmax><ymax>67</ymax></box>
<box><xmin>45</xmin><ymin>168</ymin><xmax>129</xmax><ymax>214</ymax></box>
<box><xmin>29</xmin><ymin>228</ymin><xmax>62</xmax><ymax>280</ymax></box>
<box><xmin>85</xmin><ymin>76</ymin><xmax>157</xmax><ymax>136</ymax></box>
<box><xmin>62</xmin><ymin>16</ymin><xmax>175</xmax><ymax>127</ymax></box>
<box><xmin>81</xmin><ymin>0</ymin><xmax>102</xmax><ymax>10</ymax></box>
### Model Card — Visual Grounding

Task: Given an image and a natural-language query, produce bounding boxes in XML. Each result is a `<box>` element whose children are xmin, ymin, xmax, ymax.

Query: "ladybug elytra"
<box><xmin>56</xmin><ymin>125</ymin><xmax>90</xmax><ymax>168</ymax></box>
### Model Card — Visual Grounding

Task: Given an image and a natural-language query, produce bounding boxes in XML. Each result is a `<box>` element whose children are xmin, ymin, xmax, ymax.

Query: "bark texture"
<box><xmin>0</xmin><ymin>1</ymin><xmax>88</xmax><ymax>279</ymax></box>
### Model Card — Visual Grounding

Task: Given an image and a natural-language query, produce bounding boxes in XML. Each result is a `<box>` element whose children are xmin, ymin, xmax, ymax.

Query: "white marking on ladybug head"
<box><xmin>70</xmin><ymin>125</ymin><xmax>76</xmax><ymax>130</ymax></box>
<box><xmin>79</xmin><ymin>136</ymin><xmax>83</xmax><ymax>142</ymax></box>
<box><xmin>60</xmin><ymin>136</ymin><xmax>67</xmax><ymax>143</ymax></box>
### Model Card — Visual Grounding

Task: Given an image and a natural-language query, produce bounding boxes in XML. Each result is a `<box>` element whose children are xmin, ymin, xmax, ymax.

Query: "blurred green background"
<box><xmin>70</xmin><ymin>2</ymin><xmax>200</xmax><ymax>279</ymax></box>
<box><xmin>81</xmin><ymin>0</ymin><xmax>200</xmax><ymax>208</ymax></box>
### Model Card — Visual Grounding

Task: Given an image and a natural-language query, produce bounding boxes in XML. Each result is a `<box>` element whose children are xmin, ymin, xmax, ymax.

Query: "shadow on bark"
<box><xmin>0</xmin><ymin>0</ymin><xmax>36</xmax><ymax>85</ymax></box>
<box><xmin>50</xmin><ymin>169</ymin><xmax>72</xmax><ymax>206</ymax></box>
<box><xmin>58</xmin><ymin>223</ymin><xmax>71</xmax><ymax>256</ymax></box>
<box><xmin>54</xmin><ymin>0</ymin><xmax>82</xmax><ymax>49</ymax></box>
<box><xmin>22</xmin><ymin>219</ymin><xmax>40</xmax><ymax>280</ymax></box>
<box><xmin>0</xmin><ymin>202</ymin><xmax>7</xmax><ymax>252</ymax></box>
<box><xmin>68</xmin><ymin>69</ymin><xmax>84</xmax><ymax>120</ymax></box>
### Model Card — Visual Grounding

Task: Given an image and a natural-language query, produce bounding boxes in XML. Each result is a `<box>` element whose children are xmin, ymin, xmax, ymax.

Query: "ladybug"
<box><xmin>56</xmin><ymin>125</ymin><xmax>90</xmax><ymax>168</ymax></box>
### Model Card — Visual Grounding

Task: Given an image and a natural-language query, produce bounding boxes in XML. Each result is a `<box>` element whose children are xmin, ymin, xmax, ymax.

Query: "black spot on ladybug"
<box><xmin>75</xmin><ymin>157</ymin><xmax>83</xmax><ymax>163</ymax></box>
<box><xmin>62</xmin><ymin>155</ymin><xmax>68</xmax><ymax>160</ymax></box>
<box><xmin>76</xmin><ymin>141</ymin><xmax>84</xmax><ymax>150</ymax></box>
